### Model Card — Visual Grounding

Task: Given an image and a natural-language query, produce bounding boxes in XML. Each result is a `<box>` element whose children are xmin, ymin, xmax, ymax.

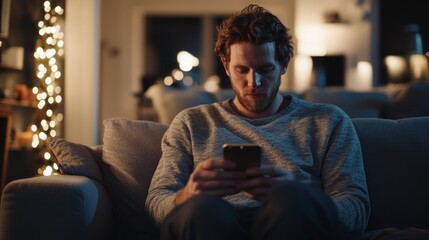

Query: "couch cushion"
<box><xmin>46</xmin><ymin>137</ymin><xmax>103</xmax><ymax>183</ymax></box>
<box><xmin>384</xmin><ymin>82</ymin><xmax>429</xmax><ymax>119</ymax></box>
<box><xmin>102</xmin><ymin>118</ymin><xmax>168</xmax><ymax>239</ymax></box>
<box><xmin>303</xmin><ymin>87</ymin><xmax>390</xmax><ymax>118</ymax></box>
<box><xmin>146</xmin><ymin>83</ymin><xmax>217</xmax><ymax>124</ymax></box>
<box><xmin>352</xmin><ymin>117</ymin><xmax>429</xmax><ymax>231</ymax></box>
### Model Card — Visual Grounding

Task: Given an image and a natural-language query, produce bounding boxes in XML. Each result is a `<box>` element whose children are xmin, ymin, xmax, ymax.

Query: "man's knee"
<box><xmin>266</xmin><ymin>181</ymin><xmax>336</xmax><ymax>214</ymax></box>
<box><xmin>253</xmin><ymin>182</ymin><xmax>341</xmax><ymax>240</ymax></box>
<box><xmin>162</xmin><ymin>195</ymin><xmax>245</xmax><ymax>240</ymax></box>
<box><xmin>173</xmin><ymin>195</ymin><xmax>234</xmax><ymax>222</ymax></box>
<box><xmin>164</xmin><ymin>194</ymin><xmax>244</xmax><ymax>230</ymax></box>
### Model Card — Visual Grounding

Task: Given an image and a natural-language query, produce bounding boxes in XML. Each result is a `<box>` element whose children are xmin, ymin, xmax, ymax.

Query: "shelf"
<box><xmin>0</xmin><ymin>98</ymin><xmax>37</xmax><ymax>109</ymax></box>
<box><xmin>0</xmin><ymin>64</ymin><xmax>22</xmax><ymax>71</ymax></box>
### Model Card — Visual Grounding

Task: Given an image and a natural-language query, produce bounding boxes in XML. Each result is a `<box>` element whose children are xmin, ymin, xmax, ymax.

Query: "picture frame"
<box><xmin>0</xmin><ymin>0</ymin><xmax>11</xmax><ymax>39</ymax></box>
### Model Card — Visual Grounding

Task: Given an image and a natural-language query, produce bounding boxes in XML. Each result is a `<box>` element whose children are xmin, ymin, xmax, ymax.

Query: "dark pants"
<box><xmin>161</xmin><ymin>181</ymin><xmax>349</xmax><ymax>240</ymax></box>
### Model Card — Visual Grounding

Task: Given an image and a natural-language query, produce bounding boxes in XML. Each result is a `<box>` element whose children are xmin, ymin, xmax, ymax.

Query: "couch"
<box><xmin>1</xmin><ymin>116</ymin><xmax>428</xmax><ymax>240</ymax></box>
<box><xmin>144</xmin><ymin>82</ymin><xmax>429</xmax><ymax>124</ymax></box>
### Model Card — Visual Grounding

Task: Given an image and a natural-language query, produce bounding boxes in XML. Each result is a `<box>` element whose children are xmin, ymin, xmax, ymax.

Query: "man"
<box><xmin>146</xmin><ymin>4</ymin><xmax>370</xmax><ymax>240</ymax></box>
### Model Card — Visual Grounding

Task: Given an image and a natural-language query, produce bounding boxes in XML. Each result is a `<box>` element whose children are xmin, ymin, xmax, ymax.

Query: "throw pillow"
<box><xmin>45</xmin><ymin>137</ymin><xmax>103</xmax><ymax>183</ymax></box>
<box><xmin>101</xmin><ymin>118</ymin><xmax>168</xmax><ymax>239</ymax></box>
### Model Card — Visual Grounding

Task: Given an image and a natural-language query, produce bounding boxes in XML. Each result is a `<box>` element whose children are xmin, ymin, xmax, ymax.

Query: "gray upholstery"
<box><xmin>0</xmin><ymin>175</ymin><xmax>114</xmax><ymax>240</ymax></box>
<box><xmin>352</xmin><ymin>117</ymin><xmax>429</xmax><ymax>231</ymax></box>
<box><xmin>101</xmin><ymin>118</ymin><xmax>168</xmax><ymax>239</ymax></box>
<box><xmin>384</xmin><ymin>83</ymin><xmax>429</xmax><ymax>119</ymax></box>
<box><xmin>302</xmin><ymin>87</ymin><xmax>390</xmax><ymax>118</ymax></box>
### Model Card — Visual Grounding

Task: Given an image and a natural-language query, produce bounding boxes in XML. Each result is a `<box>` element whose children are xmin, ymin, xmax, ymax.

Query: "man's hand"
<box><xmin>175</xmin><ymin>158</ymin><xmax>246</xmax><ymax>205</ymax></box>
<box><xmin>236</xmin><ymin>165</ymin><xmax>295</xmax><ymax>201</ymax></box>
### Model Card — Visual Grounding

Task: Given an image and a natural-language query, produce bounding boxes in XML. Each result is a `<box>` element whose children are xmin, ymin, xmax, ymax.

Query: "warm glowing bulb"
<box><xmin>55</xmin><ymin>86</ymin><xmax>61</xmax><ymax>94</ymax></box>
<box><xmin>54</xmin><ymin>71</ymin><xmax>61</xmax><ymax>78</ymax></box>
<box><xmin>43</xmin><ymin>166</ymin><xmax>53</xmax><ymax>176</ymax></box>
<box><xmin>49</xmin><ymin>58</ymin><xmax>56</xmax><ymax>66</ymax></box>
<box><xmin>183</xmin><ymin>76</ymin><xmax>193</xmax><ymax>86</ymax></box>
<box><xmin>38</xmin><ymin>101</ymin><xmax>46</xmax><ymax>109</ymax></box>
<box><xmin>57</xmin><ymin>113</ymin><xmax>63</xmax><ymax>122</ymax></box>
<box><xmin>38</xmin><ymin>64</ymin><xmax>44</xmax><ymax>71</ymax></box>
<box><xmin>172</xmin><ymin>69</ymin><xmax>184</xmax><ymax>80</ymax></box>
<box><xmin>47</xmin><ymin>85</ymin><xmax>54</xmax><ymax>93</ymax></box>
<box><xmin>39</xmin><ymin>132</ymin><xmax>47</xmax><ymax>140</ymax></box>
<box><xmin>45</xmin><ymin>77</ymin><xmax>52</xmax><ymax>84</ymax></box>
<box><xmin>32</xmin><ymin>140</ymin><xmax>39</xmax><ymax>148</ymax></box>
<box><xmin>50</xmin><ymin>130</ymin><xmax>57</xmax><ymax>137</ymax></box>
<box><xmin>164</xmin><ymin>76</ymin><xmax>174</xmax><ymax>86</ymax></box>
<box><xmin>37</xmin><ymin>72</ymin><xmax>44</xmax><ymax>79</ymax></box>
<box><xmin>55</xmin><ymin>6</ymin><xmax>64</xmax><ymax>15</ymax></box>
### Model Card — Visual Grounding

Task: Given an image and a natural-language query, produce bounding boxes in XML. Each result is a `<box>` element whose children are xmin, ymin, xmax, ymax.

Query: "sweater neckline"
<box><xmin>221</xmin><ymin>95</ymin><xmax>298</xmax><ymax>123</ymax></box>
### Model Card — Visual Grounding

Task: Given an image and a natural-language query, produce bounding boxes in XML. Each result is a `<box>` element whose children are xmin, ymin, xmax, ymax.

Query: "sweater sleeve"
<box><xmin>322</xmin><ymin>113</ymin><xmax>371</xmax><ymax>234</ymax></box>
<box><xmin>145</xmin><ymin>115</ymin><xmax>194</xmax><ymax>224</ymax></box>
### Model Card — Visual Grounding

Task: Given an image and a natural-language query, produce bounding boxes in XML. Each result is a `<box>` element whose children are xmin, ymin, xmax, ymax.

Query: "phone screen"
<box><xmin>222</xmin><ymin>144</ymin><xmax>261</xmax><ymax>171</ymax></box>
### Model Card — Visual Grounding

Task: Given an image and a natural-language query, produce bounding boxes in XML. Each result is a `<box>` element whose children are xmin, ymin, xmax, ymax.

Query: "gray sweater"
<box><xmin>146</xmin><ymin>95</ymin><xmax>370</xmax><ymax>233</ymax></box>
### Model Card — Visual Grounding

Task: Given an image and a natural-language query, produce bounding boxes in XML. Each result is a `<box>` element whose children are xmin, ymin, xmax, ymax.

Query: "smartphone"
<box><xmin>222</xmin><ymin>144</ymin><xmax>262</xmax><ymax>171</ymax></box>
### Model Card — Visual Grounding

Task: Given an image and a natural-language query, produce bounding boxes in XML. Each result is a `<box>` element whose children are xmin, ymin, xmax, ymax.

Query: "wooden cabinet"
<box><xmin>0</xmin><ymin>101</ymin><xmax>12</xmax><ymax>191</ymax></box>
<box><xmin>0</xmin><ymin>99</ymin><xmax>37</xmax><ymax>191</ymax></box>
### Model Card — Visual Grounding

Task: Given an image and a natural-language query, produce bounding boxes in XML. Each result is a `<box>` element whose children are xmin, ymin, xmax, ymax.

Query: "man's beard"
<box><xmin>232</xmin><ymin>78</ymin><xmax>281</xmax><ymax>113</ymax></box>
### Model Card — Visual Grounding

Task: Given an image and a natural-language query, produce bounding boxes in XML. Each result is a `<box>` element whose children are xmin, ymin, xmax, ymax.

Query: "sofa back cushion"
<box><xmin>384</xmin><ymin>82</ymin><xmax>429</xmax><ymax>119</ymax></box>
<box><xmin>146</xmin><ymin>83</ymin><xmax>217</xmax><ymax>125</ymax></box>
<box><xmin>303</xmin><ymin>87</ymin><xmax>390</xmax><ymax>118</ymax></box>
<box><xmin>102</xmin><ymin>118</ymin><xmax>168</xmax><ymax>239</ymax></box>
<box><xmin>352</xmin><ymin>117</ymin><xmax>429</xmax><ymax>231</ymax></box>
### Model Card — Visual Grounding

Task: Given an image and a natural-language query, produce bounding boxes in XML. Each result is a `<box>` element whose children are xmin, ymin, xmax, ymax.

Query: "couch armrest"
<box><xmin>0</xmin><ymin>175</ymin><xmax>114</xmax><ymax>240</ymax></box>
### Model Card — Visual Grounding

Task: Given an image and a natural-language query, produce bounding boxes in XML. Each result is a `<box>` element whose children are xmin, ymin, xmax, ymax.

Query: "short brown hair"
<box><xmin>214</xmin><ymin>4</ymin><xmax>294</xmax><ymax>65</ymax></box>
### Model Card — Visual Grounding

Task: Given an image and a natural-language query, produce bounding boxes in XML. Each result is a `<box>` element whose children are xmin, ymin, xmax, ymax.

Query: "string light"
<box><xmin>33</xmin><ymin>1</ymin><xmax>64</xmax><ymax>176</ymax></box>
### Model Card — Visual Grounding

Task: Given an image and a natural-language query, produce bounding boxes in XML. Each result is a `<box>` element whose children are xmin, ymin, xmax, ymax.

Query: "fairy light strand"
<box><xmin>32</xmin><ymin>1</ymin><xmax>64</xmax><ymax>176</ymax></box>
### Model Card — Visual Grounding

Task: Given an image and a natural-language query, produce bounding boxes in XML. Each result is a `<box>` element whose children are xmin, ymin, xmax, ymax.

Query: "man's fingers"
<box><xmin>198</xmin><ymin>158</ymin><xmax>236</xmax><ymax>171</ymax></box>
<box><xmin>192</xmin><ymin>168</ymin><xmax>246</xmax><ymax>181</ymax></box>
<box><xmin>246</xmin><ymin>165</ymin><xmax>295</xmax><ymax>180</ymax></box>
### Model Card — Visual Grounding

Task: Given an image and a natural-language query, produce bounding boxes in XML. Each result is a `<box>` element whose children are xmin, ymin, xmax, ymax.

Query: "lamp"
<box><xmin>385</xmin><ymin>24</ymin><xmax>429</xmax><ymax>83</ymax></box>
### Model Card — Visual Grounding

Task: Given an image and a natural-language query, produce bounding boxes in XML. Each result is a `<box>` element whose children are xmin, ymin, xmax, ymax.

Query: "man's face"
<box><xmin>223</xmin><ymin>42</ymin><xmax>287</xmax><ymax>117</ymax></box>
